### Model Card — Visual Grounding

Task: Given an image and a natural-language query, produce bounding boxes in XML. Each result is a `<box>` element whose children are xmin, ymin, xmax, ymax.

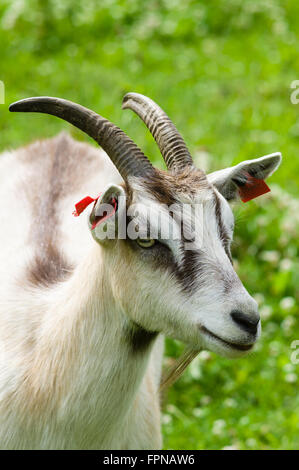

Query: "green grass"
<box><xmin>0</xmin><ymin>0</ymin><xmax>298</xmax><ymax>450</ymax></box>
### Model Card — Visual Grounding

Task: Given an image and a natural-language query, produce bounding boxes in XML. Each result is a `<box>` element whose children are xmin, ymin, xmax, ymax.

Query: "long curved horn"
<box><xmin>122</xmin><ymin>92</ymin><xmax>194</xmax><ymax>171</ymax></box>
<box><xmin>9</xmin><ymin>97</ymin><xmax>155</xmax><ymax>181</ymax></box>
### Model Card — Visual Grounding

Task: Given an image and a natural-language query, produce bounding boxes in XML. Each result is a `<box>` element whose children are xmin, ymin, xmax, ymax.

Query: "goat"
<box><xmin>0</xmin><ymin>93</ymin><xmax>281</xmax><ymax>449</ymax></box>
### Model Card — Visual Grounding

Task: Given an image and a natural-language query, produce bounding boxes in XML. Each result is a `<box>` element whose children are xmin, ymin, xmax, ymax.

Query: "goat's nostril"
<box><xmin>230</xmin><ymin>310</ymin><xmax>260</xmax><ymax>335</ymax></box>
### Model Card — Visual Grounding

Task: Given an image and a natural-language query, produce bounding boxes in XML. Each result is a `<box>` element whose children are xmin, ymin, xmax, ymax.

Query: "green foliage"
<box><xmin>0</xmin><ymin>0</ymin><xmax>298</xmax><ymax>450</ymax></box>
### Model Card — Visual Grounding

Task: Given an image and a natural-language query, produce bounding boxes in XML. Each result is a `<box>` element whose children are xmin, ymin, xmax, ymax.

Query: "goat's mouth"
<box><xmin>199</xmin><ymin>326</ymin><xmax>254</xmax><ymax>352</ymax></box>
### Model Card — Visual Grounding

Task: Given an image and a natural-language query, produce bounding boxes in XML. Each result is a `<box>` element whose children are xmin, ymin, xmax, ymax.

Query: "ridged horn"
<box><xmin>9</xmin><ymin>96</ymin><xmax>155</xmax><ymax>181</ymax></box>
<box><xmin>122</xmin><ymin>92</ymin><xmax>194</xmax><ymax>171</ymax></box>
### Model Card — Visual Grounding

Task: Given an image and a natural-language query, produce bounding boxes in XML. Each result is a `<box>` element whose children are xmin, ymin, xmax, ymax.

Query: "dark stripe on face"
<box><xmin>213</xmin><ymin>191</ymin><xmax>233</xmax><ymax>263</ymax></box>
<box><xmin>171</xmin><ymin>194</ymin><xmax>235</xmax><ymax>292</ymax></box>
<box><xmin>163</xmin><ymin>206</ymin><xmax>206</xmax><ymax>294</ymax></box>
<box><xmin>166</xmin><ymin>205</ymin><xmax>203</xmax><ymax>293</ymax></box>
<box><xmin>174</xmin><ymin>246</ymin><xmax>204</xmax><ymax>294</ymax></box>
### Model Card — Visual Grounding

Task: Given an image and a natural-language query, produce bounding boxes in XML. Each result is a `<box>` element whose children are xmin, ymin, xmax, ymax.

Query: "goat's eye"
<box><xmin>136</xmin><ymin>238</ymin><xmax>156</xmax><ymax>248</ymax></box>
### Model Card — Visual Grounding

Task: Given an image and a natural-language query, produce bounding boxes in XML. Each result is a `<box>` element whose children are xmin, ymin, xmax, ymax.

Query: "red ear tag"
<box><xmin>72</xmin><ymin>194</ymin><xmax>102</xmax><ymax>217</ymax></box>
<box><xmin>91</xmin><ymin>197</ymin><xmax>117</xmax><ymax>230</ymax></box>
<box><xmin>73</xmin><ymin>193</ymin><xmax>117</xmax><ymax>230</ymax></box>
<box><xmin>238</xmin><ymin>173</ymin><xmax>270</xmax><ymax>203</ymax></box>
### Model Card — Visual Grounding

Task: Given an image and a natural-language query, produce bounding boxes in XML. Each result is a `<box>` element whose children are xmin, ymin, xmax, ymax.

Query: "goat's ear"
<box><xmin>207</xmin><ymin>152</ymin><xmax>282</xmax><ymax>201</ymax></box>
<box><xmin>89</xmin><ymin>184</ymin><xmax>127</xmax><ymax>243</ymax></box>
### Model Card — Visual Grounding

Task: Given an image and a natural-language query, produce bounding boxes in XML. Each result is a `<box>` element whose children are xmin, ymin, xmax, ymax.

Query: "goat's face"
<box><xmin>91</xmin><ymin>153</ymin><xmax>281</xmax><ymax>358</ymax></box>
<box><xmin>9</xmin><ymin>94</ymin><xmax>281</xmax><ymax>358</ymax></box>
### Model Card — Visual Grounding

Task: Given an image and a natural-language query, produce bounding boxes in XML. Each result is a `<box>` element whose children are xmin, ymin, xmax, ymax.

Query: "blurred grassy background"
<box><xmin>0</xmin><ymin>0</ymin><xmax>298</xmax><ymax>450</ymax></box>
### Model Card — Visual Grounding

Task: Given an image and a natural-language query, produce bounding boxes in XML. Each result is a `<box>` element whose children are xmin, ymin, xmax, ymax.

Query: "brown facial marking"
<box><xmin>141</xmin><ymin>166</ymin><xmax>208</xmax><ymax>206</ymax></box>
<box><xmin>129</xmin><ymin>169</ymin><xmax>235</xmax><ymax>295</ymax></box>
<box><xmin>174</xmin><ymin>246</ymin><xmax>203</xmax><ymax>294</ymax></box>
<box><xmin>213</xmin><ymin>191</ymin><xmax>232</xmax><ymax>263</ymax></box>
<box><xmin>127</xmin><ymin>167</ymin><xmax>210</xmax><ymax>294</ymax></box>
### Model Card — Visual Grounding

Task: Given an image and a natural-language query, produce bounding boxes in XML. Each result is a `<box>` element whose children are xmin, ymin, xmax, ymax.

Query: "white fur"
<box><xmin>0</xmin><ymin>137</ymin><xmax>280</xmax><ymax>449</ymax></box>
<box><xmin>0</xmin><ymin>141</ymin><xmax>162</xmax><ymax>449</ymax></box>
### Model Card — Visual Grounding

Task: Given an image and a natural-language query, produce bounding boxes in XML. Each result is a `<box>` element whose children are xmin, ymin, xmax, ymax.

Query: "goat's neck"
<box><xmin>29</xmin><ymin>243</ymin><xmax>157</xmax><ymax>443</ymax></box>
